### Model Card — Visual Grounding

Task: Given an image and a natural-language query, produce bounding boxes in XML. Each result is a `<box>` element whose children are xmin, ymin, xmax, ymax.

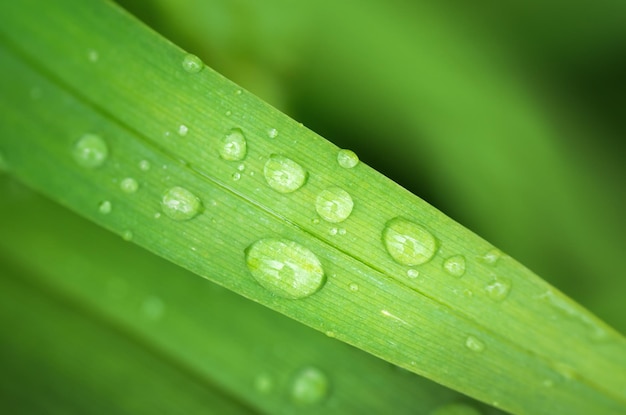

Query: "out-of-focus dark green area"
<box><xmin>117</xmin><ymin>0</ymin><xmax>626</xmax><ymax>332</ymax></box>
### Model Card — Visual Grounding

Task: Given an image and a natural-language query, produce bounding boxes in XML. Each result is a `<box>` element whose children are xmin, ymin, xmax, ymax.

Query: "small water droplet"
<box><xmin>465</xmin><ymin>336</ymin><xmax>485</xmax><ymax>352</ymax></box>
<box><xmin>329</xmin><ymin>227</ymin><xmax>338</xmax><ymax>236</ymax></box>
<box><xmin>177</xmin><ymin>124</ymin><xmax>189</xmax><ymax>137</ymax></box>
<box><xmin>430</xmin><ymin>403</ymin><xmax>483</xmax><ymax>415</ymax></box>
<box><xmin>235</xmin><ymin>89</ymin><xmax>242</xmax><ymax>95</ymax></box>
<box><xmin>225</xmin><ymin>110</ymin><xmax>232</xmax><ymax>117</ymax></box>
<box><xmin>338</xmin><ymin>228</ymin><xmax>346</xmax><ymax>235</ymax></box>
<box><xmin>122</xmin><ymin>230</ymin><xmax>133</xmax><ymax>241</ymax></box>
<box><xmin>219</xmin><ymin>128</ymin><xmax>247</xmax><ymax>161</ymax></box>
<box><xmin>407</xmin><ymin>269</ymin><xmax>419</xmax><ymax>279</ymax></box>
<box><xmin>337</xmin><ymin>149</ymin><xmax>359</xmax><ymax>168</ymax></box>
<box><xmin>87</xmin><ymin>49</ymin><xmax>99</xmax><ymax>63</ymax></box>
<box><xmin>325</xmin><ymin>330</ymin><xmax>336</xmax><ymax>338</ymax></box>
<box><xmin>120</xmin><ymin>177</ymin><xmax>139</xmax><ymax>194</ymax></box>
<box><xmin>315</xmin><ymin>187</ymin><xmax>354</xmax><ymax>223</ymax></box>
<box><xmin>161</xmin><ymin>186</ymin><xmax>202</xmax><ymax>221</ymax></box>
<box><xmin>182</xmin><ymin>54</ymin><xmax>203</xmax><ymax>73</ymax></box>
<box><xmin>73</xmin><ymin>133</ymin><xmax>108</xmax><ymax>168</ymax></box>
<box><xmin>481</xmin><ymin>248</ymin><xmax>502</xmax><ymax>265</ymax></box>
<box><xmin>141</xmin><ymin>296</ymin><xmax>165</xmax><ymax>321</ymax></box>
<box><xmin>154</xmin><ymin>212</ymin><xmax>161</xmax><ymax>219</ymax></box>
<box><xmin>138</xmin><ymin>159</ymin><xmax>151</xmax><ymax>171</ymax></box>
<box><xmin>237</xmin><ymin>163</ymin><xmax>246</xmax><ymax>171</ymax></box>
<box><xmin>232</xmin><ymin>172</ymin><xmax>241</xmax><ymax>181</ymax></box>
<box><xmin>263</xmin><ymin>154</ymin><xmax>308</xmax><ymax>193</ymax></box>
<box><xmin>312</xmin><ymin>218</ymin><xmax>320</xmax><ymax>224</ymax></box>
<box><xmin>382</xmin><ymin>218</ymin><xmax>438</xmax><ymax>266</ymax></box>
<box><xmin>349</xmin><ymin>282</ymin><xmax>359</xmax><ymax>291</ymax></box>
<box><xmin>267</xmin><ymin>128</ymin><xmax>278</xmax><ymax>139</ymax></box>
<box><xmin>484</xmin><ymin>277</ymin><xmax>511</xmax><ymax>302</ymax></box>
<box><xmin>98</xmin><ymin>200</ymin><xmax>112</xmax><ymax>214</ymax></box>
<box><xmin>290</xmin><ymin>366</ymin><xmax>329</xmax><ymax>406</ymax></box>
<box><xmin>245</xmin><ymin>238</ymin><xmax>325</xmax><ymax>299</ymax></box>
<box><xmin>443</xmin><ymin>255</ymin><xmax>466</xmax><ymax>277</ymax></box>
<box><xmin>254</xmin><ymin>373</ymin><xmax>274</xmax><ymax>394</ymax></box>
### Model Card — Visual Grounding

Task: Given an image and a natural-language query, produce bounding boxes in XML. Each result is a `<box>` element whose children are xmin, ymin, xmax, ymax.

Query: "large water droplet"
<box><xmin>98</xmin><ymin>200</ymin><xmax>112</xmax><ymax>214</ymax></box>
<box><xmin>182</xmin><ymin>54</ymin><xmax>203</xmax><ymax>73</ymax></box>
<box><xmin>120</xmin><ymin>177</ymin><xmax>139</xmax><ymax>194</ymax></box>
<box><xmin>337</xmin><ymin>149</ymin><xmax>359</xmax><ymax>168</ymax></box>
<box><xmin>443</xmin><ymin>255</ymin><xmax>466</xmax><ymax>277</ymax></box>
<box><xmin>161</xmin><ymin>186</ymin><xmax>202</xmax><ymax>221</ymax></box>
<box><xmin>484</xmin><ymin>277</ymin><xmax>511</xmax><ymax>302</ymax></box>
<box><xmin>73</xmin><ymin>133</ymin><xmax>108</xmax><ymax>168</ymax></box>
<box><xmin>290</xmin><ymin>366</ymin><xmax>329</xmax><ymax>406</ymax></box>
<box><xmin>382</xmin><ymin>218</ymin><xmax>438</xmax><ymax>266</ymax></box>
<box><xmin>465</xmin><ymin>336</ymin><xmax>485</xmax><ymax>352</ymax></box>
<box><xmin>219</xmin><ymin>128</ymin><xmax>247</xmax><ymax>161</ymax></box>
<box><xmin>263</xmin><ymin>155</ymin><xmax>308</xmax><ymax>193</ymax></box>
<box><xmin>315</xmin><ymin>187</ymin><xmax>354</xmax><ymax>223</ymax></box>
<box><xmin>430</xmin><ymin>403</ymin><xmax>483</xmax><ymax>415</ymax></box>
<box><xmin>245</xmin><ymin>238</ymin><xmax>325</xmax><ymax>299</ymax></box>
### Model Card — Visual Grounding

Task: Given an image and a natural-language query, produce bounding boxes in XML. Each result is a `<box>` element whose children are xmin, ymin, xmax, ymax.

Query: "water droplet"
<box><xmin>349</xmin><ymin>282</ymin><xmax>359</xmax><ymax>291</ymax></box>
<box><xmin>98</xmin><ymin>200</ymin><xmax>112</xmax><ymax>214</ymax></box>
<box><xmin>122</xmin><ymin>230</ymin><xmax>133</xmax><ymax>241</ymax></box>
<box><xmin>161</xmin><ymin>186</ymin><xmax>202</xmax><ymax>221</ymax></box>
<box><xmin>481</xmin><ymin>248</ymin><xmax>502</xmax><ymax>265</ymax></box>
<box><xmin>225</xmin><ymin>110</ymin><xmax>232</xmax><ymax>117</ymax></box>
<box><xmin>120</xmin><ymin>177</ymin><xmax>138</xmax><ymax>194</ymax></box>
<box><xmin>232</xmin><ymin>172</ymin><xmax>241</xmax><ymax>181</ymax></box>
<box><xmin>177</xmin><ymin>124</ymin><xmax>189</xmax><ymax>137</ymax></box>
<box><xmin>87</xmin><ymin>49</ymin><xmax>99</xmax><ymax>63</ymax></box>
<box><xmin>254</xmin><ymin>373</ymin><xmax>274</xmax><ymax>394</ymax></box>
<box><xmin>290</xmin><ymin>366</ymin><xmax>329</xmax><ymax>406</ymax></box>
<box><xmin>141</xmin><ymin>296</ymin><xmax>165</xmax><ymax>321</ymax></box>
<box><xmin>430</xmin><ymin>403</ymin><xmax>483</xmax><ymax>415</ymax></box>
<box><xmin>267</xmin><ymin>128</ymin><xmax>278</xmax><ymax>138</ymax></box>
<box><xmin>139</xmin><ymin>159</ymin><xmax>151</xmax><ymax>171</ymax></box>
<box><xmin>219</xmin><ymin>128</ymin><xmax>247</xmax><ymax>161</ymax></box>
<box><xmin>182</xmin><ymin>54</ymin><xmax>203</xmax><ymax>73</ymax></box>
<box><xmin>337</xmin><ymin>149</ymin><xmax>359</xmax><ymax>168</ymax></box>
<box><xmin>465</xmin><ymin>336</ymin><xmax>485</xmax><ymax>352</ymax></box>
<box><xmin>407</xmin><ymin>269</ymin><xmax>419</xmax><ymax>279</ymax></box>
<box><xmin>541</xmin><ymin>290</ymin><xmax>609</xmax><ymax>341</ymax></box>
<box><xmin>73</xmin><ymin>133</ymin><xmax>108</xmax><ymax>168</ymax></box>
<box><xmin>325</xmin><ymin>330</ymin><xmax>336</xmax><ymax>338</ymax></box>
<box><xmin>237</xmin><ymin>163</ymin><xmax>246</xmax><ymax>171</ymax></box>
<box><xmin>263</xmin><ymin>155</ymin><xmax>308</xmax><ymax>193</ymax></box>
<box><xmin>315</xmin><ymin>187</ymin><xmax>354</xmax><ymax>223</ymax></box>
<box><xmin>484</xmin><ymin>277</ymin><xmax>511</xmax><ymax>302</ymax></box>
<box><xmin>235</xmin><ymin>89</ymin><xmax>242</xmax><ymax>95</ymax></box>
<box><xmin>245</xmin><ymin>238</ymin><xmax>325</xmax><ymax>299</ymax></box>
<box><xmin>443</xmin><ymin>255</ymin><xmax>466</xmax><ymax>277</ymax></box>
<box><xmin>382</xmin><ymin>218</ymin><xmax>438</xmax><ymax>266</ymax></box>
<box><xmin>154</xmin><ymin>212</ymin><xmax>161</xmax><ymax>219</ymax></box>
<box><xmin>329</xmin><ymin>227</ymin><xmax>338</xmax><ymax>236</ymax></box>
<box><xmin>338</xmin><ymin>228</ymin><xmax>346</xmax><ymax>235</ymax></box>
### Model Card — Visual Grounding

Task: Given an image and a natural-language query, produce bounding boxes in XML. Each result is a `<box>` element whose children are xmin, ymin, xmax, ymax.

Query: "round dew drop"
<box><xmin>382</xmin><ymin>217</ymin><xmax>438</xmax><ymax>266</ymax></box>
<box><xmin>138</xmin><ymin>159</ymin><xmax>151</xmax><ymax>171</ymax></box>
<box><xmin>443</xmin><ymin>255</ymin><xmax>466</xmax><ymax>277</ymax></box>
<box><xmin>245</xmin><ymin>238</ymin><xmax>325</xmax><ymax>299</ymax></box>
<box><xmin>315</xmin><ymin>187</ymin><xmax>354</xmax><ymax>223</ymax></box>
<box><xmin>290</xmin><ymin>366</ymin><xmax>329</xmax><ymax>406</ymax></box>
<box><xmin>73</xmin><ymin>133</ymin><xmax>108</xmax><ymax>168</ymax></box>
<box><xmin>263</xmin><ymin>154</ymin><xmax>308</xmax><ymax>193</ymax></box>
<box><xmin>177</xmin><ymin>124</ymin><xmax>189</xmax><ymax>137</ymax></box>
<box><xmin>98</xmin><ymin>200</ymin><xmax>112</xmax><ymax>214</ymax></box>
<box><xmin>484</xmin><ymin>277</ymin><xmax>511</xmax><ymax>302</ymax></box>
<box><xmin>120</xmin><ymin>177</ymin><xmax>138</xmax><ymax>193</ymax></box>
<box><xmin>267</xmin><ymin>128</ymin><xmax>278</xmax><ymax>139</ymax></box>
<box><xmin>182</xmin><ymin>53</ymin><xmax>204</xmax><ymax>73</ymax></box>
<box><xmin>161</xmin><ymin>186</ymin><xmax>203</xmax><ymax>221</ymax></box>
<box><xmin>465</xmin><ymin>336</ymin><xmax>485</xmax><ymax>352</ymax></box>
<box><xmin>337</xmin><ymin>149</ymin><xmax>359</xmax><ymax>169</ymax></box>
<box><xmin>219</xmin><ymin>128</ymin><xmax>247</xmax><ymax>161</ymax></box>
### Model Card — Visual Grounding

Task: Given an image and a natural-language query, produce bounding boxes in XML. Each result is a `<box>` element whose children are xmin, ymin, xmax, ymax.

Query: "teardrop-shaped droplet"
<box><xmin>161</xmin><ymin>186</ymin><xmax>203</xmax><ymax>221</ymax></box>
<box><xmin>263</xmin><ymin>154</ymin><xmax>308</xmax><ymax>193</ymax></box>
<box><xmin>443</xmin><ymin>255</ymin><xmax>466</xmax><ymax>277</ymax></box>
<box><xmin>337</xmin><ymin>149</ymin><xmax>359</xmax><ymax>168</ymax></box>
<box><xmin>315</xmin><ymin>187</ymin><xmax>354</xmax><ymax>223</ymax></box>
<box><xmin>182</xmin><ymin>54</ymin><xmax>203</xmax><ymax>73</ymax></box>
<box><xmin>382</xmin><ymin>217</ymin><xmax>438</xmax><ymax>266</ymax></box>
<box><xmin>290</xmin><ymin>366</ymin><xmax>329</xmax><ymax>406</ymax></box>
<box><xmin>484</xmin><ymin>277</ymin><xmax>511</xmax><ymax>302</ymax></box>
<box><xmin>219</xmin><ymin>128</ymin><xmax>247</xmax><ymax>161</ymax></box>
<box><xmin>245</xmin><ymin>238</ymin><xmax>325</xmax><ymax>299</ymax></box>
<box><xmin>73</xmin><ymin>133</ymin><xmax>108</xmax><ymax>168</ymax></box>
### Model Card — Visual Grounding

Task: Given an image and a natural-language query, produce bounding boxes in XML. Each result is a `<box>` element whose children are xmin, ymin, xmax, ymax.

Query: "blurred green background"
<box><xmin>115</xmin><ymin>0</ymin><xmax>625</xmax><ymax>331</ymax></box>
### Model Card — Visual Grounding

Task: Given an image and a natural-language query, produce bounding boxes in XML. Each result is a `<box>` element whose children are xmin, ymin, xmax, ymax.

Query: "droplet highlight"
<box><xmin>290</xmin><ymin>366</ymin><xmax>329</xmax><ymax>406</ymax></box>
<box><xmin>245</xmin><ymin>238</ymin><xmax>325</xmax><ymax>299</ymax></box>
<box><xmin>182</xmin><ymin>54</ymin><xmax>203</xmax><ymax>73</ymax></box>
<box><xmin>219</xmin><ymin>128</ymin><xmax>247</xmax><ymax>161</ymax></box>
<box><xmin>120</xmin><ymin>177</ymin><xmax>139</xmax><ymax>194</ymax></box>
<box><xmin>465</xmin><ymin>336</ymin><xmax>485</xmax><ymax>352</ymax></box>
<box><xmin>382</xmin><ymin>217</ymin><xmax>438</xmax><ymax>266</ymax></box>
<box><xmin>98</xmin><ymin>200</ymin><xmax>112</xmax><ymax>214</ymax></box>
<box><xmin>484</xmin><ymin>277</ymin><xmax>511</xmax><ymax>302</ymax></box>
<box><xmin>263</xmin><ymin>155</ymin><xmax>308</xmax><ymax>193</ymax></box>
<box><xmin>73</xmin><ymin>133</ymin><xmax>108</xmax><ymax>168</ymax></box>
<box><xmin>443</xmin><ymin>255</ymin><xmax>466</xmax><ymax>278</ymax></box>
<box><xmin>161</xmin><ymin>186</ymin><xmax>202</xmax><ymax>221</ymax></box>
<box><xmin>315</xmin><ymin>187</ymin><xmax>354</xmax><ymax>223</ymax></box>
<box><xmin>337</xmin><ymin>149</ymin><xmax>359</xmax><ymax>168</ymax></box>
